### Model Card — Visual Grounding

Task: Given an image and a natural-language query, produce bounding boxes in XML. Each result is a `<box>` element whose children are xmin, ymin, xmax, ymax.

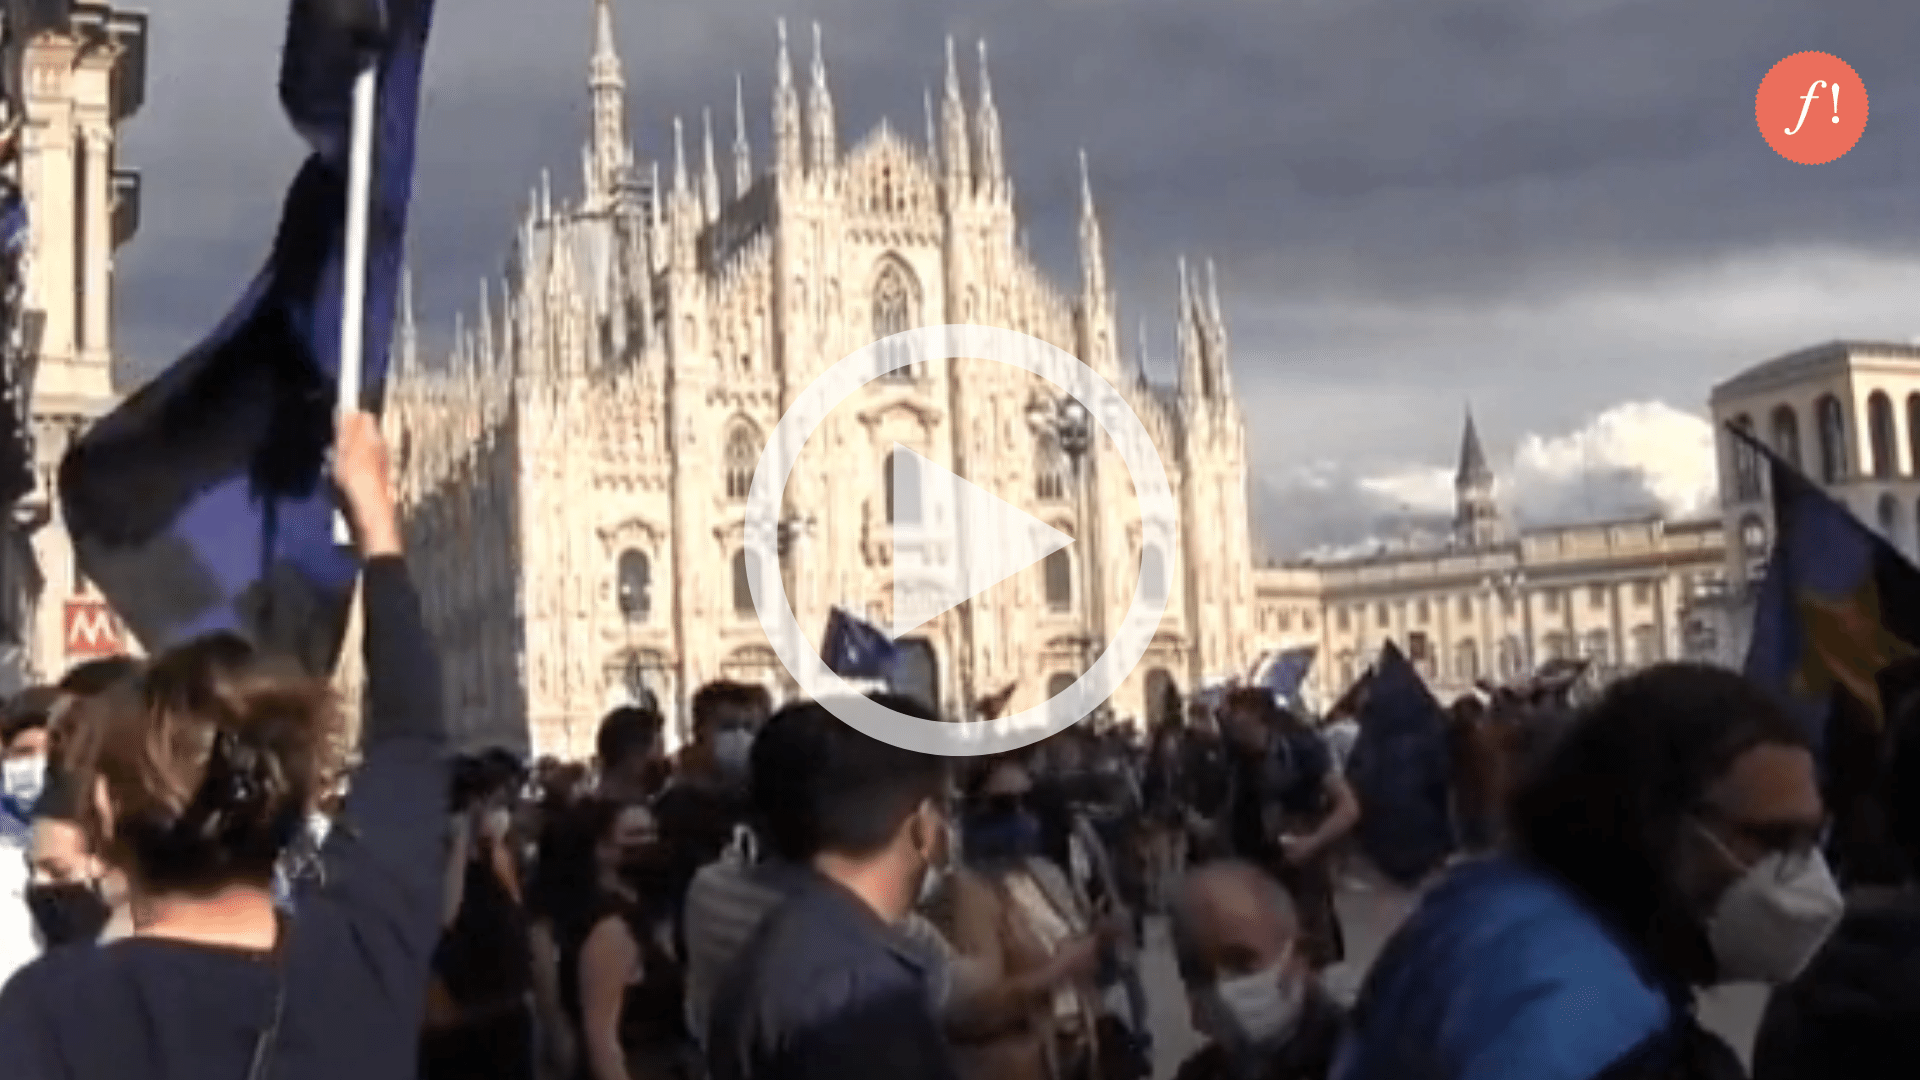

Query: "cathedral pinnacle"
<box><xmin>974</xmin><ymin>39</ymin><xmax>1004</xmax><ymax>188</ymax></box>
<box><xmin>590</xmin><ymin>0</ymin><xmax>622</xmax><ymax>89</ymax></box>
<box><xmin>733</xmin><ymin>73</ymin><xmax>753</xmax><ymax>197</ymax></box>
<box><xmin>773</xmin><ymin>19</ymin><xmax>802</xmax><ymax>177</ymax></box>
<box><xmin>808</xmin><ymin>21</ymin><xmax>837</xmax><ymax>173</ymax></box>
<box><xmin>587</xmin><ymin>0</ymin><xmax>630</xmax><ymax>207</ymax></box>
<box><xmin>1078</xmin><ymin>148</ymin><xmax>1108</xmax><ymax>300</ymax></box>
<box><xmin>701</xmin><ymin>107</ymin><xmax>721</xmax><ymax>221</ymax></box>
<box><xmin>941</xmin><ymin>36</ymin><xmax>970</xmax><ymax>187</ymax></box>
<box><xmin>672</xmin><ymin>115</ymin><xmax>688</xmax><ymax>197</ymax></box>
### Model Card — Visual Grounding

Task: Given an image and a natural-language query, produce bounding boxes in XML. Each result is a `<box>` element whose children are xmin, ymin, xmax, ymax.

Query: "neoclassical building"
<box><xmin>1702</xmin><ymin>339</ymin><xmax>1920</xmax><ymax>665</ymax></box>
<box><xmin>390</xmin><ymin>3</ymin><xmax>1256</xmax><ymax>755</ymax></box>
<box><xmin>1248</xmin><ymin>414</ymin><xmax>1731</xmax><ymax>706</ymax></box>
<box><xmin>0</xmin><ymin>4</ymin><xmax>144</xmax><ymax>693</ymax></box>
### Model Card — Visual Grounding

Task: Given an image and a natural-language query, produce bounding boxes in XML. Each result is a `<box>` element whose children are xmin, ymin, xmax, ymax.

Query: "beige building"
<box><xmin>0</xmin><ymin>4</ymin><xmax>144</xmax><ymax>692</ymax></box>
<box><xmin>1703</xmin><ymin>339</ymin><xmax>1920</xmax><ymax>664</ymax></box>
<box><xmin>1249</xmin><ymin>414</ymin><xmax>1730</xmax><ymax>706</ymax></box>
<box><xmin>389</xmin><ymin>6</ymin><xmax>1258</xmax><ymax>755</ymax></box>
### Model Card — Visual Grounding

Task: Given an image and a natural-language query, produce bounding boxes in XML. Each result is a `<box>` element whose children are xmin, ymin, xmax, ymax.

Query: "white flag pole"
<box><xmin>334</xmin><ymin>59</ymin><xmax>379</xmax><ymax>545</ymax></box>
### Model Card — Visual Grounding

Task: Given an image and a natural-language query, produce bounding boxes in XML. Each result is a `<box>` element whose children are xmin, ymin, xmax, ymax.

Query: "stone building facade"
<box><xmin>1702</xmin><ymin>339</ymin><xmax>1920</xmax><ymax>667</ymax></box>
<box><xmin>1249</xmin><ymin>414</ymin><xmax>1731</xmax><ymax>707</ymax></box>
<box><xmin>0</xmin><ymin>3</ymin><xmax>144</xmax><ymax>693</ymax></box>
<box><xmin>389</xmin><ymin>4</ymin><xmax>1256</xmax><ymax>755</ymax></box>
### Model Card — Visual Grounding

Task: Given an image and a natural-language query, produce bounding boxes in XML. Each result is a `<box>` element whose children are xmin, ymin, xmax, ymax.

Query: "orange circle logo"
<box><xmin>1757</xmin><ymin>52</ymin><xmax>1867</xmax><ymax>164</ymax></box>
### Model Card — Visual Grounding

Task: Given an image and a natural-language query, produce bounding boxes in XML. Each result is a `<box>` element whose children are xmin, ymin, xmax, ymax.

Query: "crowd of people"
<box><xmin>0</xmin><ymin>417</ymin><xmax>1914</xmax><ymax>1080</ymax></box>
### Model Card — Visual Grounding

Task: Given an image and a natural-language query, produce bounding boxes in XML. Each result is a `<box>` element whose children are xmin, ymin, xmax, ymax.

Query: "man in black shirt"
<box><xmin>594</xmin><ymin>703</ymin><xmax>663</xmax><ymax>804</ymax></box>
<box><xmin>1218</xmin><ymin>689</ymin><xmax>1359</xmax><ymax>971</ymax></box>
<box><xmin>706</xmin><ymin>698</ymin><xmax>958</xmax><ymax>1080</ymax></box>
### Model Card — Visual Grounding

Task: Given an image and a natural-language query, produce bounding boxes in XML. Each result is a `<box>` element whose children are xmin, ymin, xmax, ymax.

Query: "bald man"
<box><xmin>1170</xmin><ymin>861</ymin><xmax>1345</xmax><ymax>1080</ymax></box>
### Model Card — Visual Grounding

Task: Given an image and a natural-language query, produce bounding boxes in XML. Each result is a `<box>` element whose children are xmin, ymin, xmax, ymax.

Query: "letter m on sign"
<box><xmin>64</xmin><ymin>600</ymin><xmax>124</xmax><ymax>659</ymax></box>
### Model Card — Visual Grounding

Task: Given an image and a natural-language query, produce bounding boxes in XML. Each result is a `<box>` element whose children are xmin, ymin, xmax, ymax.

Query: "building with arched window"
<box><xmin>381</xmin><ymin>8</ymin><xmax>1257</xmax><ymax>754</ymax></box>
<box><xmin>1703</xmin><ymin>339</ymin><xmax>1920</xmax><ymax>667</ymax></box>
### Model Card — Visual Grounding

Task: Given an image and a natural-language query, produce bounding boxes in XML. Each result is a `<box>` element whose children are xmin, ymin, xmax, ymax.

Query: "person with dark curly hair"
<box><xmin>1334</xmin><ymin>663</ymin><xmax>1836</xmax><ymax>1080</ymax></box>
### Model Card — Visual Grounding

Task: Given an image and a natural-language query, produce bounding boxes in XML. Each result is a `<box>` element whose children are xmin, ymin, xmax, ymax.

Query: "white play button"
<box><xmin>888</xmin><ymin>443</ymin><xmax>1074</xmax><ymax>640</ymax></box>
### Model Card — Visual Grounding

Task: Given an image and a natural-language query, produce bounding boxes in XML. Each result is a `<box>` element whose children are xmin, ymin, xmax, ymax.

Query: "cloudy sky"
<box><xmin>110</xmin><ymin>0</ymin><xmax>1920</xmax><ymax>554</ymax></box>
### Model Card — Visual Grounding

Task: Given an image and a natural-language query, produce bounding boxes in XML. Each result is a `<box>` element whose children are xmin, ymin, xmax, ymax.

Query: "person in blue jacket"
<box><xmin>1333</xmin><ymin>663</ymin><xmax>1841</xmax><ymax>1080</ymax></box>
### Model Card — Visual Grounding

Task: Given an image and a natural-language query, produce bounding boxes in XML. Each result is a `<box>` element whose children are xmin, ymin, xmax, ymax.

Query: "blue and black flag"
<box><xmin>1345</xmin><ymin>641</ymin><xmax>1455</xmax><ymax>887</ymax></box>
<box><xmin>57</xmin><ymin>0</ymin><xmax>433</xmax><ymax>675</ymax></box>
<box><xmin>1735</xmin><ymin>425</ymin><xmax>1920</xmax><ymax>882</ymax></box>
<box><xmin>822</xmin><ymin>606</ymin><xmax>901</xmax><ymax>682</ymax></box>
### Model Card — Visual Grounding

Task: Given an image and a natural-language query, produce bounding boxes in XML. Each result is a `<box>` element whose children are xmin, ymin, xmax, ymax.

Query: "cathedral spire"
<box><xmin>478</xmin><ymin>277</ymin><xmax>495</xmax><ymax>370</ymax></box>
<box><xmin>923</xmin><ymin>86</ymin><xmax>935</xmax><ymax>155</ymax></box>
<box><xmin>395</xmin><ymin>264</ymin><xmax>417</xmax><ymax>378</ymax></box>
<box><xmin>588</xmin><ymin>0</ymin><xmax>630</xmax><ymax>206</ymax></box>
<box><xmin>733</xmin><ymin>73</ymin><xmax>753</xmax><ymax>197</ymax></box>
<box><xmin>672</xmin><ymin>115</ymin><xmax>688</xmax><ymax>198</ymax></box>
<box><xmin>772</xmin><ymin>18</ymin><xmax>802</xmax><ymax>177</ymax></box>
<box><xmin>540</xmin><ymin>168</ymin><xmax>553</xmax><ymax>220</ymax></box>
<box><xmin>1136</xmin><ymin>316</ymin><xmax>1151</xmax><ymax>385</ymax></box>
<box><xmin>941</xmin><ymin>36</ymin><xmax>970</xmax><ymax>190</ymax></box>
<box><xmin>807</xmin><ymin>21</ymin><xmax>836</xmax><ymax>173</ymax></box>
<box><xmin>1454</xmin><ymin>407</ymin><xmax>1501</xmax><ymax>547</ymax></box>
<box><xmin>974</xmin><ymin>39</ymin><xmax>1005</xmax><ymax>193</ymax></box>
<box><xmin>1177</xmin><ymin>257</ymin><xmax>1209</xmax><ymax>400</ymax></box>
<box><xmin>1077</xmin><ymin>149</ymin><xmax>1107</xmax><ymax>299</ymax></box>
<box><xmin>701</xmin><ymin>107</ymin><xmax>721</xmax><ymax>221</ymax></box>
<box><xmin>1204</xmin><ymin>257</ymin><xmax>1233</xmax><ymax>397</ymax></box>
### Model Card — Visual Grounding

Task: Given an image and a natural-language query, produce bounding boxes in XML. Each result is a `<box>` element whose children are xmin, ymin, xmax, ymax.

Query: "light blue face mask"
<box><xmin>2</xmin><ymin>755</ymin><xmax>46</xmax><ymax>813</ymax></box>
<box><xmin>712</xmin><ymin>729</ymin><xmax>755</xmax><ymax>783</ymax></box>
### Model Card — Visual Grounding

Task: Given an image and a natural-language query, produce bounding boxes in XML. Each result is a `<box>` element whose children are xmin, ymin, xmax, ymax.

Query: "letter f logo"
<box><xmin>1786</xmin><ymin>80</ymin><xmax>1827</xmax><ymax>135</ymax></box>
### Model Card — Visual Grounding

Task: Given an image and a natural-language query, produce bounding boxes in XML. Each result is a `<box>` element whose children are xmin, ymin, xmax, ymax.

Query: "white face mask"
<box><xmin>3</xmin><ymin>755</ymin><xmax>45</xmax><ymax>809</ymax></box>
<box><xmin>482</xmin><ymin>806</ymin><xmax>513</xmax><ymax>841</ymax></box>
<box><xmin>1704</xmin><ymin>840</ymin><xmax>1845</xmax><ymax>985</ymax></box>
<box><xmin>1197</xmin><ymin>961</ymin><xmax>1304</xmax><ymax>1057</ymax></box>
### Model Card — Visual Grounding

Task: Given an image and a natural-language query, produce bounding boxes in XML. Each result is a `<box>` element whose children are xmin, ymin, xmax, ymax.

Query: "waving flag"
<box><xmin>1345</xmin><ymin>642</ymin><xmax>1455</xmax><ymax>886</ymax></box>
<box><xmin>56</xmin><ymin>0</ymin><xmax>432</xmax><ymax>675</ymax></box>
<box><xmin>822</xmin><ymin>607</ymin><xmax>900</xmax><ymax>681</ymax></box>
<box><xmin>1736</xmin><ymin>426</ymin><xmax>1920</xmax><ymax>884</ymax></box>
<box><xmin>1260</xmin><ymin>646</ymin><xmax>1316</xmax><ymax>712</ymax></box>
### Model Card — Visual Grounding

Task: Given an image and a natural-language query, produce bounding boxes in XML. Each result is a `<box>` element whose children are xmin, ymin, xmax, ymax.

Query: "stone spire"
<box><xmin>732</xmin><ymin>73</ymin><xmax>753</xmax><ymax>197</ymax></box>
<box><xmin>1177</xmin><ymin>257</ymin><xmax>1209</xmax><ymax>400</ymax></box>
<box><xmin>974</xmin><ymin>40</ymin><xmax>1004</xmax><ymax>192</ymax></box>
<box><xmin>588</xmin><ymin>0</ymin><xmax>630</xmax><ymax>203</ymax></box>
<box><xmin>1077</xmin><ymin>149</ymin><xmax>1106</xmax><ymax>299</ymax></box>
<box><xmin>807</xmin><ymin>21</ymin><xmax>836</xmax><ymax>173</ymax></box>
<box><xmin>395</xmin><ymin>263</ymin><xmax>418</xmax><ymax>378</ymax></box>
<box><xmin>923</xmin><ymin>86</ymin><xmax>936</xmax><ymax>156</ymax></box>
<box><xmin>672</xmin><ymin>115</ymin><xmax>688</xmax><ymax>198</ymax></box>
<box><xmin>772</xmin><ymin>18</ymin><xmax>802</xmax><ymax>177</ymax></box>
<box><xmin>941</xmin><ymin>36</ymin><xmax>970</xmax><ymax>189</ymax></box>
<box><xmin>1136</xmin><ymin>315</ymin><xmax>1151</xmax><ymax>385</ymax></box>
<box><xmin>1204</xmin><ymin>258</ymin><xmax>1233</xmax><ymax>398</ymax></box>
<box><xmin>1454</xmin><ymin>407</ymin><xmax>1501</xmax><ymax>547</ymax></box>
<box><xmin>701</xmin><ymin>107</ymin><xmax>721</xmax><ymax>221</ymax></box>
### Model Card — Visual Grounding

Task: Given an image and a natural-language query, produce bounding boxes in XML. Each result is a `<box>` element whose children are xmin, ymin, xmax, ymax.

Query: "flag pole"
<box><xmin>334</xmin><ymin>58</ymin><xmax>379</xmax><ymax>545</ymax></box>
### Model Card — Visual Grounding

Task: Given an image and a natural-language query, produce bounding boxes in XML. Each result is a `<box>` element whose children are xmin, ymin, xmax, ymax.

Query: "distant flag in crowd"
<box><xmin>1735</xmin><ymin>425</ymin><xmax>1920</xmax><ymax>882</ymax></box>
<box><xmin>1260</xmin><ymin>645</ymin><xmax>1316</xmax><ymax>713</ymax></box>
<box><xmin>56</xmin><ymin>0</ymin><xmax>432</xmax><ymax>675</ymax></box>
<box><xmin>1345</xmin><ymin>641</ymin><xmax>1455</xmax><ymax>887</ymax></box>
<box><xmin>822</xmin><ymin>606</ymin><xmax>901</xmax><ymax>683</ymax></box>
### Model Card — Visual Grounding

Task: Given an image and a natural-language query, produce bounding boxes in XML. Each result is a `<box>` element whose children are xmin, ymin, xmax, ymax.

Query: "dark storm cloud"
<box><xmin>111</xmin><ymin>0</ymin><xmax>1920</xmax><ymax>550</ymax></box>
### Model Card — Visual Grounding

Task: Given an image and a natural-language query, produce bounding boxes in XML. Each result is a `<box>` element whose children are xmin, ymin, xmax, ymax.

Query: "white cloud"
<box><xmin>1256</xmin><ymin>400</ymin><xmax>1719</xmax><ymax>556</ymax></box>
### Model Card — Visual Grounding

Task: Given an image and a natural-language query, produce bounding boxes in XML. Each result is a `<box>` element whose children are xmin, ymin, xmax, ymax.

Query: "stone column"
<box><xmin>81</xmin><ymin>126</ymin><xmax>112</xmax><ymax>368</ymax></box>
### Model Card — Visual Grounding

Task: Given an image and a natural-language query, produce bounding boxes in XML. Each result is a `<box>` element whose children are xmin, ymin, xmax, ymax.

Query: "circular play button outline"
<box><xmin>744</xmin><ymin>324</ymin><xmax>1179</xmax><ymax>757</ymax></box>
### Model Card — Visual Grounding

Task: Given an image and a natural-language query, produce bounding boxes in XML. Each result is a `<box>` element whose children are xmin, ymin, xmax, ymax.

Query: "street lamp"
<box><xmin>1027</xmin><ymin>394</ymin><xmax>1100</xmax><ymax>670</ymax></box>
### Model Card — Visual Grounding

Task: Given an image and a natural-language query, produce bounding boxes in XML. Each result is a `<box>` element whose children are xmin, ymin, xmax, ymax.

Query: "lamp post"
<box><xmin>1027</xmin><ymin>394</ymin><xmax>1100</xmax><ymax>673</ymax></box>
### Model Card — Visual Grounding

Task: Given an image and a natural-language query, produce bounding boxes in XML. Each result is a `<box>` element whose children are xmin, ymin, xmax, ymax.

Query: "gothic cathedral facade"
<box><xmin>387</xmin><ymin>3</ymin><xmax>1257</xmax><ymax>755</ymax></box>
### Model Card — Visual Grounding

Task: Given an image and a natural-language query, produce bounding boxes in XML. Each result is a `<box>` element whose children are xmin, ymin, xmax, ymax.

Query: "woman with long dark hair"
<box><xmin>531</xmin><ymin>796</ymin><xmax>692</xmax><ymax>1080</ymax></box>
<box><xmin>0</xmin><ymin>412</ymin><xmax>448</xmax><ymax>1079</ymax></box>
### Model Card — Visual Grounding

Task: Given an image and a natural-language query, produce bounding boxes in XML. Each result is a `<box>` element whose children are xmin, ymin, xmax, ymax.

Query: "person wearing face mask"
<box><xmin>1749</xmin><ymin>659</ymin><xmax>1920</xmax><ymax>1080</ymax></box>
<box><xmin>706</xmin><ymin>699</ymin><xmax>959</xmax><ymax>1080</ymax></box>
<box><xmin>653</xmin><ymin>683</ymin><xmax>772</xmax><ymax>924</ymax></box>
<box><xmin>421</xmin><ymin>753</ymin><xmax>537</xmax><ymax>1080</ymax></box>
<box><xmin>1334</xmin><ymin>663</ymin><xmax>1829</xmax><ymax>1080</ymax></box>
<box><xmin>1170</xmin><ymin>861</ymin><xmax>1344</xmax><ymax>1080</ymax></box>
<box><xmin>1</xmin><ymin>687</ymin><xmax>59</xmax><ymax>986</ymax></box>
